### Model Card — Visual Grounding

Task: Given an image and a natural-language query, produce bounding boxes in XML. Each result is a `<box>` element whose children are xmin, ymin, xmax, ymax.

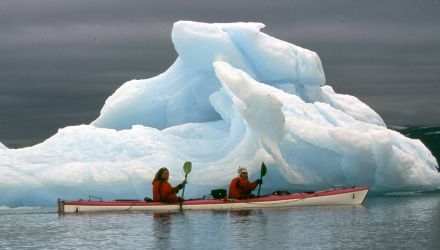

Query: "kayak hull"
<box><xmin>58</xmin><ymin>187</ymin><xmax>368</xmax><ymax>214</ymax></box>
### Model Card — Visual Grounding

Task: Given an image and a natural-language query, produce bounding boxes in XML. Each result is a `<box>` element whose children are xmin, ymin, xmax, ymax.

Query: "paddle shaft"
<box><xmin>257</xmin><ymin>172</ymin><xmax>263</xmax><ymax>197</ymax></box>
<box><xmin>181</xmin><ymin>174</ymin><xmax>188</xmax><ymax>197</ymax></box>
<box><xmin>179</xmin><ymin>175</ymin><xmax>188</xmax><ymax>212</ymax></box>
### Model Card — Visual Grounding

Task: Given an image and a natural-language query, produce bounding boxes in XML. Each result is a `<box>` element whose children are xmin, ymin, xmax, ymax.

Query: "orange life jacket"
<box><xmin>153</xmin><ymin>180</ymin><xmax>178</xmax><ymax>202</ymax></box>
<box><xmin>228</xmin><ymin>177</ymin><xmax>258</xmax><ymax>199</ymax></box>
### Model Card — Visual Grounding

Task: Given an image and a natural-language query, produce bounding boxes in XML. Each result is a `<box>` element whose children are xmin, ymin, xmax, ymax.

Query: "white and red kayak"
<box><xmin>58</xmin><ymin>186</ymin><xmax>368</xmax><ymax>214</ymax></box>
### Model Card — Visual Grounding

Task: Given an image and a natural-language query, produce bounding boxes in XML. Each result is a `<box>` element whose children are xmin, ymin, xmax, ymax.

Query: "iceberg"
<box><xmin>1</xmin><ymin>21</ymin><xmax>439</xmax><ymax>207</ymax></box>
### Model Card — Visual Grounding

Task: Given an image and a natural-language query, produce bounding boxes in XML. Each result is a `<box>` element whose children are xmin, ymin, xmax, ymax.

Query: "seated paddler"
<box><xmin>152</xmin><ymin>167</ymin><xmax>187</xmax><ymax>203</ymax></box>
<box><xmin>228</xmin><ymin>166</ymin><xmax>262</xmax><ymax>199</ymax></box>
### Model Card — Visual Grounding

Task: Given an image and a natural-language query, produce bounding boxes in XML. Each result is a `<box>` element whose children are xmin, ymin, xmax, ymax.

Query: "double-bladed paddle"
<box><xmin>179</xmin><ymin>161</ymin><xmax>192</xmax><ymax>211</ymax></box>
<box><xmin>257</xmin><ymin>162</ymin><xmax>267</xmax><ymax>198</ymax></box>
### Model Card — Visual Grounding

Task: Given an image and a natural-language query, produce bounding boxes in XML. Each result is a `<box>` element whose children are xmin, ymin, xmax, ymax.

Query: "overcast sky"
<box><xmin>1</xmin><ymin>0</ymin><xmax>439</xmax><ymax>148</ymax></box>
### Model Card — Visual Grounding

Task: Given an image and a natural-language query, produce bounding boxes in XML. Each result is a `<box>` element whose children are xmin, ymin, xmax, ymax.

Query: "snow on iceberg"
<box><xmin>1</xmin><ymin>21</ymin><xmax>439</xmax><ymax>207</ymax></box>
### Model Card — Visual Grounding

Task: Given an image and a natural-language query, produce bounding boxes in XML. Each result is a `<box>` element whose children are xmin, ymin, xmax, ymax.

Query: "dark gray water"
<box><xmin>1</xmin><ymin>194</ymin><xmax>439</xmax><ymax>250</ymax></box>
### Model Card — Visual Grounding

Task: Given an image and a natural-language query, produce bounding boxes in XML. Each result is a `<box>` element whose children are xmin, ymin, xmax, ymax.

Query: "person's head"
<box><xmin>238</xmin><ymin>167</ymin><xmax>248</xmax><ymax>180</ymax></box>
<box><xmin>153</xmin><ymin>167</ymin><xmax>169</xmax><ymax>184</ymax></box>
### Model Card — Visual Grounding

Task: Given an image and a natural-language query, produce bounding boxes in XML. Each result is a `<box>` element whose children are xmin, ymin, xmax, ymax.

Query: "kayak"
<box><xmin>57</xmin><ymin>186</ymin><xmax>368</xmax><ymax>214</ymax></box>
<box><xmin>58</xmin><ymin>187</ymin><xmax>368</xmax><ymax>214</ymax></box>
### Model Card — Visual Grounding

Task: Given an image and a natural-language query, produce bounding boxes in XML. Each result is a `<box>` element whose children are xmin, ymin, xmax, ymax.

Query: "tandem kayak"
<box><xmin>57</xmin><ymin>186</ymin><xmax>368</xmax><ymax>214</ymax></box>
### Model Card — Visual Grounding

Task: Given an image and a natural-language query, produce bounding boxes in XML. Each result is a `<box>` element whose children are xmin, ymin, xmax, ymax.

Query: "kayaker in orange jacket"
<box><xmin>228</xmin><ymin>167</ymin><xmax>262</xmax><ymax>199</ymax></box>
<box><xmin>152</xmin><ymin>167</ymin><xmax>187</xmax><ymax>203</ymax></box>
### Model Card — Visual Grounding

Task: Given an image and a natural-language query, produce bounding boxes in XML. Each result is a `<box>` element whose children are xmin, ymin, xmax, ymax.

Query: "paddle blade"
<box><xmin>261</xmin><ymin>162</ymin><xmax>267</xmax><ymax>177</ymax></box>
<box><xmin>183</xmin><ymin>161</ymin><xmax>192</xmax><ymax>175</ymax></box>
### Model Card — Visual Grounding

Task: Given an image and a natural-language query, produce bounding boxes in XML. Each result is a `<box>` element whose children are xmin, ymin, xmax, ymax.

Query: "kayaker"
<box><xmin>228</xmin><ymin>167</ymin><xmax>262</xmax><ymax>199</ymax></box>
<box><xmin>152</xmin><ymin>167</ymin><xmax>187</xmax><ymax>203</ymax></box>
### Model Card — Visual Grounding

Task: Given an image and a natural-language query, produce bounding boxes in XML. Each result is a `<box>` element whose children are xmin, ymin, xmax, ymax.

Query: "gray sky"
<box><xmin>1</xmin><ymin>0</ymin><xmax>439</xmax><ymax>148</ymax></box>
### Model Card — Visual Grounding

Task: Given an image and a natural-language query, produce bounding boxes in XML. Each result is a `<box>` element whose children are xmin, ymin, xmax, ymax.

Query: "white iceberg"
<box><xmin>1</xmin><ymin>21</ymin><xmax>438</xmax><ymax>206</ymax></box>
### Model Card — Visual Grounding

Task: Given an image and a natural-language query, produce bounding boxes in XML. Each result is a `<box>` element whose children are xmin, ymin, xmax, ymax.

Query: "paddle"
<box><xmin>179</xmin><ymin>161</ymin><xmax>192</xmax><ymax>211</ymax></box>
<box><xmin>257</xmin><ymin>162</ymin><xmax>267</xmax><ymax>198</ymax></box>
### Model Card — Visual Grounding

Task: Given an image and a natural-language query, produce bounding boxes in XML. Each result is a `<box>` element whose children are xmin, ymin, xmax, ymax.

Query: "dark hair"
<box><xmin>152</xmin><ymin>167</ymin><xmax>168</xmax><ymax>184</ymax></box>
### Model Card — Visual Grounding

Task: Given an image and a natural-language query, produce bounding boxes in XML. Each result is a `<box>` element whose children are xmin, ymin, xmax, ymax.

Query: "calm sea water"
<box><xmin>1</xmin><ymin>194</ymin><xmax>439</xmax><ymax>250</ymax></box>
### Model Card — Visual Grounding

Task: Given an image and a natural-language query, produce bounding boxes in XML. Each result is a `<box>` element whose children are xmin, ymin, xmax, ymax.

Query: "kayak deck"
<box><xmin>58</xmin><ymin>187</ymin><xmax>368</xmax><ymax>214</ymax></box>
